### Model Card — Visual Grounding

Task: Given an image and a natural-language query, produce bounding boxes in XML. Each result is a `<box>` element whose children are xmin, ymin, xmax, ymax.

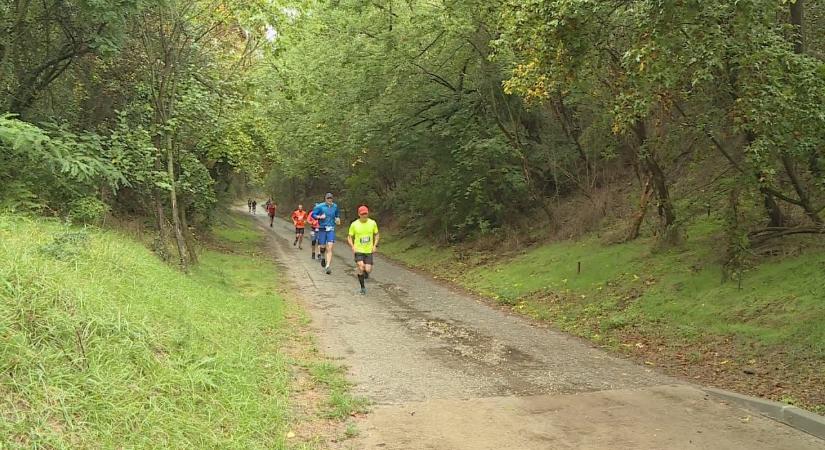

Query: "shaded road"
<box><xmin>247</xmin><ymin>210</ymin><xmax>822</xmax><ymax>449</ymax></box>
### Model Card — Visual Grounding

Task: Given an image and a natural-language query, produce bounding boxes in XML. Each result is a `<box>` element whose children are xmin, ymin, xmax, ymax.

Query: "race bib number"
<box><xmin>359</xmin><ymin>236</ymin><xmax>371</xmax><ymax>244</ymax></box>
<box><xmin>325</xmin><ymin>226</ymin><xmax>334</xmax><ymax>232</ymax></box>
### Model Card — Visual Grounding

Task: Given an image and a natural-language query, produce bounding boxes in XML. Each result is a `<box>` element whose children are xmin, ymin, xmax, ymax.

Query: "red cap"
<box><xmin>357</xmin><ymin>205</ymin><xmax>369</xmax><ymax>215</ymax></box>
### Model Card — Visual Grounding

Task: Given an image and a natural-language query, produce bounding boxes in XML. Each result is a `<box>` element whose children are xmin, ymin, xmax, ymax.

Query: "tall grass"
<box><xmin>0</xmin><ymin>215</ymin><xmax>293</xmax><ymax>448</ymax></box>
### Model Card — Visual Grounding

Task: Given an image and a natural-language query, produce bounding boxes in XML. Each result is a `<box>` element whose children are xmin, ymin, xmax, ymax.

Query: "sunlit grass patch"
<box><xmin>0</xmin><ymin>215</ymin><xmax>293</xmax><ymax>448</ymax></box>
<box><xmin>308</xmin><ymin>362</ymin><xmax>369</xmax><ymax>419</ymax></box>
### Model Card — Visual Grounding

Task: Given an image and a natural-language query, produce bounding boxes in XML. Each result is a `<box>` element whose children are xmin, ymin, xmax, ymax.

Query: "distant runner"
<box><xmin>347</xmin><ymin>205</ymin><xmax>379</xmax><ymax>295</ymax></box>
<box><xmin>307</xmin><ymin>207</ymin><xmax>321</xmax><ymax>260</ymax></box>
<box><xmin>291</xmin><ymin>204</ymin><xmax>307</xmax><ymax>249</ymax></box>
<box><xmin>311</xmin><ymin>193</ymin><xmax>340</xmax><ymax>274</ymax></box>
<box><xmin>267</xmin><ymin>201</ymin><xmax>277</xmax><ymax>227</ymax></box>
<box><xmin>251</xmin><ymin>200</ymin><xmax>257</xmax><ymax>215</ymax></box>
<box><xmin>247</xmin><ymin>198</ymin><xmax>252</xmax><ymax>213</ymax></box>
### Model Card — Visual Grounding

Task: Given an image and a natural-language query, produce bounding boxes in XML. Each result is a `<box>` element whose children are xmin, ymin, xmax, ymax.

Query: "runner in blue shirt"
<box><xmin>311</xmin><ymin>192</ymin><xmax>341</xmax><ymax>274</ymax></box>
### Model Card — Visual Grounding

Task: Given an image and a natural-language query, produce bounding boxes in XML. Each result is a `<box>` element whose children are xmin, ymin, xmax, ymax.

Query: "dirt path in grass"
<box><xmin>244</xmin><ymin>210</ymin><xmax>823</xmax><ymax>449</ymax></box>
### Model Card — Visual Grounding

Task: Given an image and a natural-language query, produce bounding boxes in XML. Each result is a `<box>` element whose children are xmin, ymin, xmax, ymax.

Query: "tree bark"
<box><xmin>760</xmin><ymin>185</ymin><xmax>786</xmax><ymax>228</ymax></box>
<box><xmin>626</xmin><ymin>178</ymin><xmax>653</xmax><ymax>242</ymax></box>
<box><xmin>780</xmin><ymin>153</ymin><xmax>823</xmax><ymax>225</ymax></box>
<box><xmin>631</xmin><ymin>121</ymin><xmax>676</xmax><ymax>229</ymax></box>
<box><xmin>153</xmin><ymin>194</ymin><xmax>171</xmax><ymax>261</ymax></box>
<box><xmin>790</xmin><ymin>0</ymin><xmax>804</xmax><ymax>54</ymax></box>
<box><xmin>166</xmin><ymin>133</ymin><xmax>189</xmax><ymax>271</ymax></box>
<box><xmin>550</xmin><ymin>94</ymin><xmax>592</xmax><ymax>177</ymax></box>
<box><xmin>179</xmin><ymin>201</ymin><xmax>198</xmax><ymax>264</ymax></box>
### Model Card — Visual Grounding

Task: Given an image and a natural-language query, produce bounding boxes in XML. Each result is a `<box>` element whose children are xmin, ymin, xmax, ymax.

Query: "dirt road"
<box><xmin>249</xmin><ymin>212</ymin><xmax>822</xmax><ymax>449</ymax></box>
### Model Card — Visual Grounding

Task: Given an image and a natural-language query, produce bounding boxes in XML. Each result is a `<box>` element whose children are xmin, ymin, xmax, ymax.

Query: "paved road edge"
<box><xmin>704</xmin><ymin>387</ymin><xmax>825</xmax><ymax>440</ymax></box>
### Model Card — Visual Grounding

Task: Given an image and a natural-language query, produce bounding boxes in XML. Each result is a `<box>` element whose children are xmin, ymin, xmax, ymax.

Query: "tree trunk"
<box><xmin>167</xmin><ymin>139</ymin><xmax>189</xmax><ymax>271</ymax></box>
<box><xmin>153</xmin><ymin>194</ymin><xmax>171</xmax><ymax>262</ymax></box>
<box><xmin>626</xmin><ymin>178</ymin><xmax>653</xmax><ymax>242</ymax></box>
<box><xmin>631</xmin><ymin>121</ymin><xmax>676</xmax><ymax>229</ymax></box>
<box><xmin>179</xmin><ymin>201</ymin><xmax>198</xmax><ymax>264</ymax></box>
<box><xmin>760</xmin><ymin>186</ymin><xmax>786</xmax><ymax>227</ymax></box>
<box><xmin>781</xmin><ymin>153</ymin><xmax>823</xmax><ymax>226</ymax></box>
<box><xmin>550</xmin><ymin>94</ymin><xmax>592</xmax><ymax>178</ymax></box>
<box><xmin>790</xmin><ymin>0</ymin><xmax>804</xmax><ymax>54</ymax></box>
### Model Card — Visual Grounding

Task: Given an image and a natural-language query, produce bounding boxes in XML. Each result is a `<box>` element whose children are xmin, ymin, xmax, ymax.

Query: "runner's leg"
<box><xmin>363</xmin><ymin>253</ymin><xmax>373</xmax><ymax>281</ymax></box>
<box><xmin>311</xmin><ymin>231</ymin><xmax>317</xmax><ymax>259</ymax></box>
<box><xmin>318</xmin><ymin>230</ymin><xmax>328</xmax><ymax>267</ymax></box>
<box><xmin>356</xmin><ymin>257</ymin><xmax>366</xmax><ymax>292</ymax></box>
<box><xmin>325</xmin><ymin>241</ymin><xmax>334</xmax><ymax>273</ymax></box>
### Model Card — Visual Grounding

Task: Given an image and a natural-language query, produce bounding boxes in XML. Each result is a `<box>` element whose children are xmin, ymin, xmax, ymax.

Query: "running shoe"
<box><xmin>325</xmin><ymin>266</ymin><xmax>332</xmax><ymax>275</ymax></box>
<box><xmin>359</xmin><ymin>287</ymin><xmax>367</xmax><ymax>295</ymax></box>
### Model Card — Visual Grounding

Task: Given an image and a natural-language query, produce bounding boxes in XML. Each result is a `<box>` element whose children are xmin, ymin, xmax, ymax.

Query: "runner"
<box><xmin>307</xmin><ymin>207</ymin><xmax>321</xmax><ymax>259</ymax></box>
<box><xmin>267</xmin><ymin>200</ymin><xmax>277</xmax><ymax>227</ymax></box>
<box><xmin>311</xmin><ymin>193</ymin><xmax>340</xmax><ymax>274</ymax></box>
<box><xmin>251</xmin><ymin>200</ymin><xmax>257</xmax><ymax>215</ymax></box>
<box><xmin>291</xmin><ymin>204</ymin><xmax>308</xmax><ymax>249</ymax></box>
<box><xmin>247</xmin><ymin>198</ymin><xmax>252</xmax><ymax>213</ymax></box>
<box><xmin>347</xmin><ymin>205</ymin><xmax>379</xmax><ymax>295</ymax></box>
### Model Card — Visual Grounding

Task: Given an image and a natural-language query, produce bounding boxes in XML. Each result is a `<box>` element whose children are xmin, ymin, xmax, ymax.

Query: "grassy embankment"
<box><xmin>381</xmin><ymin>217</ymin><xmax>825</xmax><ymax>413</ymax></box>
<box><xmin>0</xmin><ymin>212</ymin><xmax>365</xmax><ymax>448</ymax></box>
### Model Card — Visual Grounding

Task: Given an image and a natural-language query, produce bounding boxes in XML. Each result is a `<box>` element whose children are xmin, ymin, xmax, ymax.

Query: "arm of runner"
<box><xmin>311</xmin><ymin>204</ymin><xmax>325</xmax><ymax>221</ymax></box>
<box><xmin>347</xmin><ymin>223</ymin><xmax>356</xmax><ymax>252</ymax></box>
<box><xmin>372</xmin><ymin>223</ymin><xmax>380</xmax><ymax>252</ymax></box>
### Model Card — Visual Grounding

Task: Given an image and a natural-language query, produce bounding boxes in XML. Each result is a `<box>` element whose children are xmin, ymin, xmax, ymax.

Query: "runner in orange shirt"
<box><xmin>291</xmin><ymin>204</ymin><xmax>308</xmax><ymax>250</ymax></box>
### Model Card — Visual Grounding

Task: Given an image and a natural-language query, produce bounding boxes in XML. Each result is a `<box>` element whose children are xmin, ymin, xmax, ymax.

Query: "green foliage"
<box><xmin>498</xmin><ymin>0</ymin><xmax>825</xmax><ymax>231</ymax></box>
<box><xmin>259</xmin><ymin>0</ymin><xmax>543</xmax><ymax>238</ymax></box>
<box><xmin>0</xmin><ymin>214</ymin><xmax>301</xmax><ymax>448</ymax></box>
<box><xmin>0</xmin><ymin>115</ymin><xmax>125</xmax><ymax>212</ymax></box>
<box><xmin>68</xmin><ymin>197</ymin><xmax>111</xmax><ymax>225</ymax></box>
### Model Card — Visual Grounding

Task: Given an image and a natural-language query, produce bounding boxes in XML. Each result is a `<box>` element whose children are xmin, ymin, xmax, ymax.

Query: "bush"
<box><xmin>68</xmin><ymin>197</ymin><xmax>110</xmax><ymax>225</ymax></box>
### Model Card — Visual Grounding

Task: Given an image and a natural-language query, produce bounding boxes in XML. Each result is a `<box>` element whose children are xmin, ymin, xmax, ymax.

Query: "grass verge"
<box><xmin>380</xmin><ymin>219</ymin><xmax>825</xmax><ymax>413</ymax></box>
<box><xmin>0</xmin><ymin>211</ymin><xmax>359</xmax><ymax>448</ymax></box>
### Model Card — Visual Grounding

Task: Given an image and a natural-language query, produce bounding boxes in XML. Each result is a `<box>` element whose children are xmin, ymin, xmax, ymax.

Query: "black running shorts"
<box><xmin>354</xmin><ymin>252</ymin><xmax>374</xmax><ymax>265</ymax></box>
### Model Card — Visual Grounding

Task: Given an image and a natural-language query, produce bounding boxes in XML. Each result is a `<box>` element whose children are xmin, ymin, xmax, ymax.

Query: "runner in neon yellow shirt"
<box><xmin>347</xmin><ymin>205</ymin><xmax>380</xmax><ymax>295</ymax></box>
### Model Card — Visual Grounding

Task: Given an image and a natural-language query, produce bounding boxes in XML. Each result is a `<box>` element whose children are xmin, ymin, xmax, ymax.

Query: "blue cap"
<box><xmin>325</xmin><ymin>192</ymin><xmax>333</xmax><ymax>199</ymax></box>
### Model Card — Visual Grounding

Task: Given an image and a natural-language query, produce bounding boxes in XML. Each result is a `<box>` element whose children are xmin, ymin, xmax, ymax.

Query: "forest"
<box><xmin>2</xmin><ymin>0</ymin><xmax>824</xmax><ymax>272</ymax></box>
